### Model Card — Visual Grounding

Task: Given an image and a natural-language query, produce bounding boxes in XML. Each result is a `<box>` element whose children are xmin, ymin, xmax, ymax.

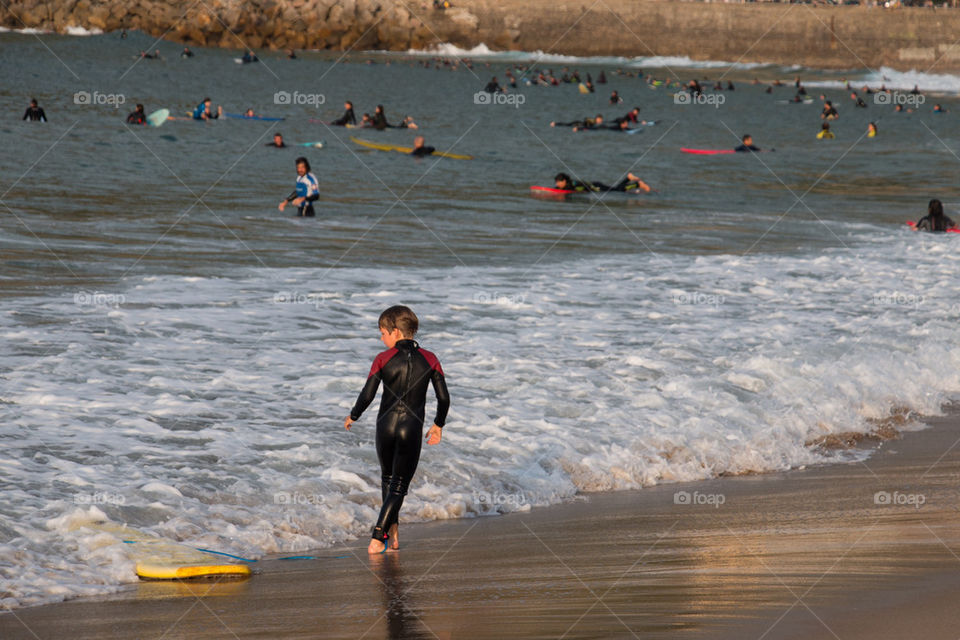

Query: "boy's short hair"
<box><xmin>379</xmin><ymin>305</ymin><xmax>418</xmax><ymax>337</ymax></box>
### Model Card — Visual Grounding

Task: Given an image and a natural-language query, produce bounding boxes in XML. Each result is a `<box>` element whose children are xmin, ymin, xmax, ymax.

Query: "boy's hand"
<box><xmin>426</xmin><ymin>425</ymin><xmax>442</xmax><ymax>445</ymax></box>
<box><xmin>344</xmin><ymin>416</ymin><xmax>353</xmax><ymax>431</ymax></box>
<box><xmin>278</xmin><ymin>200</ymin><xmax>287</xmax><ymax>211</ymax></box>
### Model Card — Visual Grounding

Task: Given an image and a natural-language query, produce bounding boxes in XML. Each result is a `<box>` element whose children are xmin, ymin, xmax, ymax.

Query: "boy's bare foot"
<box><xmin>367</xmin><ymin>538</ymin><xmax>387</xmax><ymax>554</ymax></box>
<box><xmin>388</xmin><ymin>524</ymin><xmax>399</xmax><ymax>550</ymax></box>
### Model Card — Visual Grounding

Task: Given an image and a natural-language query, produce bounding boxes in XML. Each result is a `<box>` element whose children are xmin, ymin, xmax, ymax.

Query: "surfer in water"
<box><xmin>734</xmin><ymin>134</ymin><xmax>760</xmax><ymax>152</ymax></box>
<box><xmin>22</xmin><ymin>98</ymin><xmax>47</xmax><ymax>122</ymax></box>
<box><xmin>554</xmin><ymin>171</ymin><xmax>652</xmax><ymax>194</ymax></box>
<box><xmin>410</xmin><ymin>136</ymin><xmax>435</xmax><ymax>157</ymax></box>
<box><xmin>278</xmin><ymin>156</ymin><xmax>319</xmax><ymax>216</ymax></box>
<box><xmin>817</xmin><ymin>122</ymin><xmax>835</xmax><ymax>139</ymax></box>
<box><xmin>126</xmin><ymin>103</ymin><xmax>147</xmax><ymax>125</ymax></box>
<box><xmin>331</xmin><ymin>101</ymin><xmax>357</xmax><ymax>126</ymax></box>
<box><xmin>192</xmin><ymin>97</ymin><xmax>222</xmax><ymax>120</ymax></box>
<box><xmin>265</xmin><ymin>132</ymin><xmax>286</xmax><ymax>148</ymax></box>
<box><xmin>821</xmin><ymin>100</ymin><xmax>839</xmax><ymax>120</ymax></box>
<box><xmin>372</xmin><ymin>105</ymin><xmax>392</xmax><ymax>130</ymax></box>
<box><xmin>914</xmin><ymin>199</ymin><xmax>956</xmax><ymax>232</ymax></box>
<box><xmin>345</xmin><ymin>305</ymin><xmax>449</xmax><ymax>554</ymax></box>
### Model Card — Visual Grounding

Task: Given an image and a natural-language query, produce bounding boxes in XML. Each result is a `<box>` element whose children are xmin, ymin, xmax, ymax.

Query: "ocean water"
<box><xmin>3</xmin><ymin>29</ymin><xmax>960</xmax><ymax>609</ymax></box>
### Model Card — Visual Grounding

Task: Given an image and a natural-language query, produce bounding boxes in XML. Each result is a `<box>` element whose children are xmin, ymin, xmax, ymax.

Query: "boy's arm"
<box><xmin>430</xmin><ymin>366</ymin><xmax>450</xmax><ymax>428</ymax></box>
<box><xmin>349</xmin><ymin>370</ymin><xmax>381</xmax><ymax>423</ymax></box>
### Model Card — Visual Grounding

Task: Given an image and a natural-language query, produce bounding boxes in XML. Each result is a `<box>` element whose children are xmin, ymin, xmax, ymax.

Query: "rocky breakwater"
<box><xmin>0</xmin><ymin>0</ymin><xmax>491</xmax><ymax>51</ymax></box>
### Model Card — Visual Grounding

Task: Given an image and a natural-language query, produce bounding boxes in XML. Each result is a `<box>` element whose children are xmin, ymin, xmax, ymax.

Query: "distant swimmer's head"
<box><xmin>375</xmin><ymin>104</ymin><xmax>384</xmax><ymax>114</ymax></box>
<box><xmin>274</xmin><ymin>133</ymin><xmax>283</xmax><ymax>144</ymax></box>
<box><xmin>929</xmin><ymin>199</ymin><xmax>944</xmax><ymax>218</ymax></box>
<box><xmin>868</xmin><ymin>122</ymin><xmax>877</xmax><ymax>134</ymax></box>
<box><xmin>135</xmin><ymin>103</ymin><xmax>144</xmax><ymax>112</ymax></box>
<box><xmin>742</xmin><ymin>134</ymin><xmax>753</xmax><ymax>146</ymax></box>
<box><xmin>245</xmin><ymin>108</ymin><xmax>255</xmax><ymax>116</ymax></box>
<box><xmin>821</xmin><ymin>122</ymin><xmax>831</xmax><ymax>130</ymax></box>
<box><xmin>595</xmin><ymin>114</ymin><xmax>603</xmax><ymax>123</ymax></box>
<box><xmin>29</xmin><ymin>97</ymin><xmax>38</xmax><ymax>107</ymax></box>
<box><xmin>554</xmin><ymin>172</ymin><xmax>572</xmax><ymax>189</ymax></box>
<box><xmin>203</xmin><ymin>97</ymin><xmax>212</xmax><ymax>106</ymax></box>
<box><xmin>413</xmin><ymin>136</ymin><xmax>425</xmax><ymax>148</ymax></box>
<box><xmin>618</xmin><ymin>120</ymin><xmax>629</xmax><ymax>129</ymax></box>
<box><xmin>295</xmin><ymin>156</ymin><xmax>310</xmax><ymax>176</ymax></box>
<box><xmin>345</xmin><ymin>101</ymin><xmax>353</xmax><ymax>109</ymax></box>
<box><xmin>379</xmin><ymin>305</ymin><xmax>418</xmax><ymax>345</ymax></box>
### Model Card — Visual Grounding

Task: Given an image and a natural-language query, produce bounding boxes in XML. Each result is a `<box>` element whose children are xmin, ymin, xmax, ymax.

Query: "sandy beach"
<box><xmin>3</xmin><ymin>411</ymin><xmax>960</xmax><ymax>639</ymax></box>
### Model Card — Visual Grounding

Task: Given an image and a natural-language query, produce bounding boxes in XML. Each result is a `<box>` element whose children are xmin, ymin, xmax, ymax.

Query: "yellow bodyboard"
<box><xmin>350</xmin><ymin>136</ymin><xmax>472</xmax><ymax>160</ymax></box>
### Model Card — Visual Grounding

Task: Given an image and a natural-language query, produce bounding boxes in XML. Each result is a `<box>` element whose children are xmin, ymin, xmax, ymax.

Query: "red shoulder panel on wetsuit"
<box><xmin>418</xmin><ymin>348</ymin><xmax>444</xmax><ymax>375</ymax></box>
<box><xmin>368</xmin><ymin>348</ymin><xmax>398</xmax><ymax>378</ymax></box>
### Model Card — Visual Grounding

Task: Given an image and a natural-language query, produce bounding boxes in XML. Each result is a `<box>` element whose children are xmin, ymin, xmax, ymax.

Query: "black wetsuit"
<box><xmin>350</xmin><ymin>339</ymin><xmax>450</xmax><ymax>542</ymax></box>
<box><xmin>126</xmin><ymin>110</ymin><xmax>146</xmax><ymax>125</ymax></box>
<box><xmin>332</xmin><ymin>108</ymin><xmax>357</xmax><ymax>126</ymax></box>
<box><xmin>915</xmin><ymin>214</ymin><xmax>956</xmax><ymax>232</ymax></box>
<box><xmin>569</xmin><ymin>178</ymin><xmax>641</xmax><ymax>193</ymax></box>
<box><xmin>734</xmin><ymin>144</ymin><xmax>760</xmax><ymax>152</ymax></box>
<box><xmin>410</xmin><ymin>145</ymin><xmax>435</xmax><ymax>157</ymax></box>
<box><xmin>23</xmin><ymin>106</ymin><xmax>46</xmax><ymax>122</ymax></box>
<box><xmin>372</xmin><ymin>112</ymin><xmax>391</xmax><ymax>130</ymax></box>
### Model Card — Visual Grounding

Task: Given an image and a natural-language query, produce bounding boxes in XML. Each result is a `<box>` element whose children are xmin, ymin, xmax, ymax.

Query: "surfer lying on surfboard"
<box><xmin>344</xmin><ymin>305</ymin><xmax>449</xmax><ymax>554</ymax></box>
<box><xmin>555</xmin><ymin>171</ymin><xmax>652</xmax><ymax>194</ymax></box>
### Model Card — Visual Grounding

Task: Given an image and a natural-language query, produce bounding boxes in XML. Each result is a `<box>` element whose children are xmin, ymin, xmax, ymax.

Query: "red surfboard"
<box><xmin>530</xmin><ymin>185</ymin><xmax>577</xmax><ymax>195</ymax></box>
<box><xmin>681</xmin><ymin>148</ymin><xmax>736</xmax><ymax>155</ymax></box>
<box><xmin>907</xmin><ymin>221</ymin><xmax>960</xmax><ymax>233</ymax></box>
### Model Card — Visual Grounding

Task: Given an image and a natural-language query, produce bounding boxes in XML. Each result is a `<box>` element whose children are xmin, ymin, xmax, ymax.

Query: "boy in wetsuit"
<box><xmin>278</xmin><ymin>156</ymin><xmax>319</xmax><ymax>216</ymax></box>
<box><xmin>345</xmin><ymin>305</ymin><xmax>449</xmax><ymax>554</ymax></box>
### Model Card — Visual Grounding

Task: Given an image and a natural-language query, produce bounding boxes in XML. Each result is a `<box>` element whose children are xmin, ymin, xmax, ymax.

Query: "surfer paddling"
<box><xmin>554</xmin><ymin>171</ymin><xmax>652</xmax><ymax>194</ymax></box>
<box><xmin>344</xmin><ymin>305</ymin><xmax>449</xmax><ymax>554</ymax></box>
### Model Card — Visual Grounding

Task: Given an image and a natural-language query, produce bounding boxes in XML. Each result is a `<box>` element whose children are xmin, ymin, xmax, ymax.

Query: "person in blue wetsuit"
<box><xmin>344</xmin><ymin>305</ymin><xmax>449</xmax><ymax>554</ymax></box>
<box><xmin>192</xmin><ymin>97</ymin><xmax>222</xmax><ymax>120</ymax></box>
<box><xmin>278</xmin><ymin>156</ymin><xmax>319</xmax><ymax>216</ymax></box>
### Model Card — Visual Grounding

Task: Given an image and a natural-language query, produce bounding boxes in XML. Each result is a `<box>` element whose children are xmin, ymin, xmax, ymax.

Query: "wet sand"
<box><xmin>3</xmin><ymin>413</ymin><xmax>960</xmax><ymax>639</ymax></box>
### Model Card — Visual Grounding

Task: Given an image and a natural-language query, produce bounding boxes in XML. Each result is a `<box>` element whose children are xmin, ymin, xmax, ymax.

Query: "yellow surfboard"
<box><xmin>75</xmin><ymin>521</ymin><xmax>252</xmax><ymax>580</ymax></box>
<box><xmin>349</xmin><ymin>136</ymin><xmax>473</xmax><ymax>160</ymax></box>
